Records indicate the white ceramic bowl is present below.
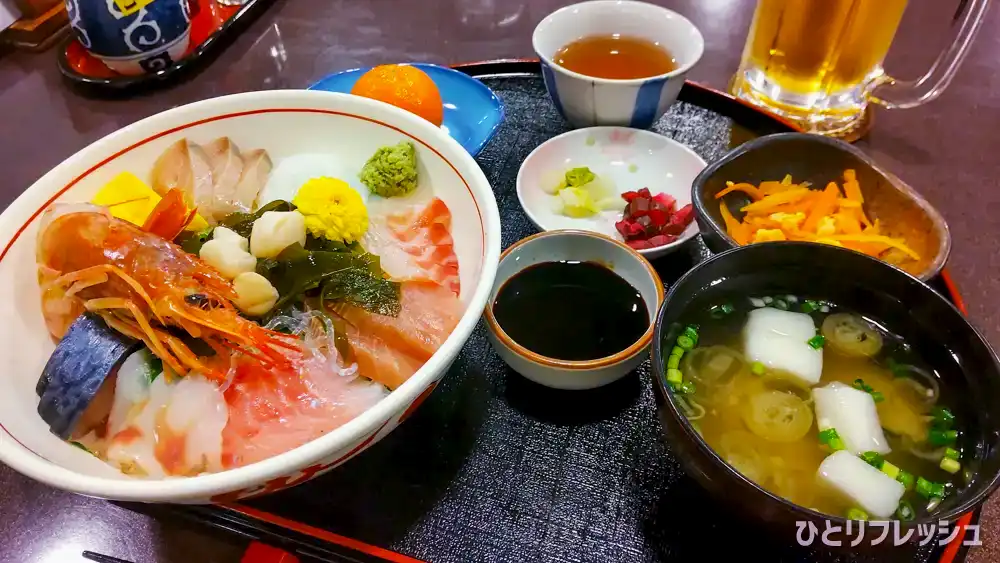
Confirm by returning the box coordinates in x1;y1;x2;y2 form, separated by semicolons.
0;90;501;503
484;230;664;390
533;0;705;128
517;127;706;259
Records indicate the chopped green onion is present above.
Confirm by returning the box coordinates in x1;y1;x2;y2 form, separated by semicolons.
682;325;699;344
931;407;956;429
750;361;766;376
896;471;915;491
915;477;935;499
886;357;907;378
944;447;961;461
940;457;961;474
670;346;684;358
930;482;949;499
667;355;681;370
807;334;825;349
928;428;958;447
896;500;915;522
818;428;846;451
678;380;697;395
709;303;735;319
676;335;695;350
801;300;821;313
861;451;884;469
846;508;869;521
880;460;900;480
852;378;883;402
666;369;683;386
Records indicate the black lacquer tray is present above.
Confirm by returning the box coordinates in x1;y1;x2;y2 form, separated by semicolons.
151;60;979;563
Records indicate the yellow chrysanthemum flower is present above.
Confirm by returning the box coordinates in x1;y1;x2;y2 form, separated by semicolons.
292;177;369;244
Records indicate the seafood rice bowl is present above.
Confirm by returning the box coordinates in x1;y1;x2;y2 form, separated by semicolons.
0;90;500;502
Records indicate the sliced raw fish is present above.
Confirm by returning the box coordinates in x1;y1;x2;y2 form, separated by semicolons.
203;137;245;219
818;450;905;519
343;324;424;390
813;381;891;455
221;357;387;468
743;307;823;386
105;364;228;477
36;312;140;439
235;149;272;211
334;281;462;389
149;139;216;223
362;198;460;295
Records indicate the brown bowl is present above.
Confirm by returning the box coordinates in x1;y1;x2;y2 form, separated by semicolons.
691;132;951;281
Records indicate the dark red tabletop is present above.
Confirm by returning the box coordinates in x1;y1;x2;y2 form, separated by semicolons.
0;1;998;562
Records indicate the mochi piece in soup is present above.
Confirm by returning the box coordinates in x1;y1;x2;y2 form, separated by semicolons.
743;308;823;386
813;381;891;455
818;450;905;519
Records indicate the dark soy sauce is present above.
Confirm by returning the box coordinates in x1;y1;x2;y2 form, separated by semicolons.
492;261;649;361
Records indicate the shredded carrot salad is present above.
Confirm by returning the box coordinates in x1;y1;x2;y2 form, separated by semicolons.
717;170;919;261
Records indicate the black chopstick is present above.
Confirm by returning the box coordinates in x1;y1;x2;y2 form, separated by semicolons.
81;551;135;563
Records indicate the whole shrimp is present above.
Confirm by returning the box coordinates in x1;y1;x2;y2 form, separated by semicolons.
36;192;297;381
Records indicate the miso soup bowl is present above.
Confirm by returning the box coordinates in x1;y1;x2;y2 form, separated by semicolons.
485;230;664;390
651;242;1000;539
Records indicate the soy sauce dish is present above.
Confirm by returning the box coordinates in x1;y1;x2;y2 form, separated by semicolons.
485;230;664;390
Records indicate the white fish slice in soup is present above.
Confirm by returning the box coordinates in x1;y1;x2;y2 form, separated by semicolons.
813;381;891;455
818;450;905;519
743;308;823;386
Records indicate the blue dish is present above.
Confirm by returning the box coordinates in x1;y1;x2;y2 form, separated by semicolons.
309;64;504;156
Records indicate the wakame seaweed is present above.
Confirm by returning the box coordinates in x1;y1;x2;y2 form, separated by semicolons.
257;243;401;317
176;227;214;255
219;200;296;238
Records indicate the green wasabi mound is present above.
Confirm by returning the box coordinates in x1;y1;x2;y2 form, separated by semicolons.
359;141;418;197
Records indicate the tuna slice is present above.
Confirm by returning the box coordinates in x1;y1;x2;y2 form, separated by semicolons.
149;139;216;223
234;149;272;211
221;357;388;469
202;137;245;220
361;197;461;295
36;312;140;439
334;281;462;390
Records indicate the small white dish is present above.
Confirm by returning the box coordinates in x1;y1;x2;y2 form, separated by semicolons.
485;230;664;390
516;127;706;259
533;1;705;128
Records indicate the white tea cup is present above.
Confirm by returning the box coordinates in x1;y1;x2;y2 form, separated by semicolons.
533;1;704;129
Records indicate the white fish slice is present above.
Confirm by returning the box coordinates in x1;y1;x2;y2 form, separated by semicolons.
236;149;272;212
203;137;245;220
149;139;216;223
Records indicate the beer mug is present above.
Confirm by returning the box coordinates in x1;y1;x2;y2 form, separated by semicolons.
731;0;991;138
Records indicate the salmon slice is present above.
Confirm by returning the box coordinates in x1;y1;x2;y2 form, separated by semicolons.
335;281;462;390
361;197;461;295
344;324;424;390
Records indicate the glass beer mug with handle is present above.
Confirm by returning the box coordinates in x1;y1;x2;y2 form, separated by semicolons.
731;0;991;138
